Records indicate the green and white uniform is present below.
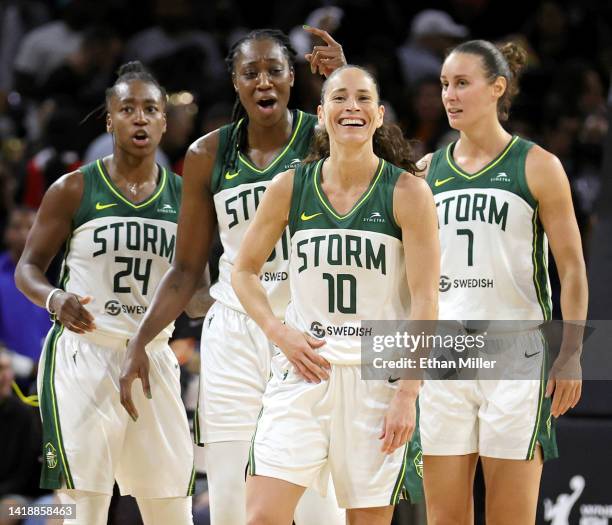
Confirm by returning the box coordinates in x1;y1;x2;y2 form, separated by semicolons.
249;158;424;508
195;110;317;444
420;136;558;460
38;159;195;497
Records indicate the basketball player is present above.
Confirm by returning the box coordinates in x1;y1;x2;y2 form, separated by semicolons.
120;28;347;524
418;40;588;524
14;62;195;524
231;65;439;525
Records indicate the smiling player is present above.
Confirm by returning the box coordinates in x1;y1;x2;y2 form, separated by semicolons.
120;28;347;524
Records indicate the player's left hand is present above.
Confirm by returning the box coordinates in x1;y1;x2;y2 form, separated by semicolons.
546;354;582;417
379;389;417;454
303;25;346;77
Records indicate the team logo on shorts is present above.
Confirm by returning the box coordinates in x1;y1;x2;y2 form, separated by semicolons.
105;300;121;316
45;442;58;469
439;275;452;292
413;451;423;478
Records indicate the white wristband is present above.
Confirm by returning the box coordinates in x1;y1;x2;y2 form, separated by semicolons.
45;288;62;314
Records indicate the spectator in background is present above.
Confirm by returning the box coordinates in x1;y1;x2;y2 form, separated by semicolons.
41;26;122;116
123;0;224;99
404;75;453;159
397;9;468;87
0;207;50;381
20;105;82;209
0;346;42;498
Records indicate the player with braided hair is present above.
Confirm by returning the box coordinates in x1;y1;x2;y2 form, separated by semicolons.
16;61;195;525
120;28;346;524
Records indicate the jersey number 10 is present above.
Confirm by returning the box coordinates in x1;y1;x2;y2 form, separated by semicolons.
323;273;357;314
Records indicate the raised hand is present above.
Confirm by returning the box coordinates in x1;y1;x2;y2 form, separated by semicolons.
303;25;346;77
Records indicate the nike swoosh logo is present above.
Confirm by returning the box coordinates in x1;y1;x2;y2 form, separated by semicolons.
300;212;323;221
96;202;118;210
225;170;240;180
524;351;541;358
434;177;454;187
388;377;400;383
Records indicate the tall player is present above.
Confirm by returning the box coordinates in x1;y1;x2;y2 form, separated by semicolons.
419;40;588;524
232;65;439;525
120;29;347;524
15;62;195;525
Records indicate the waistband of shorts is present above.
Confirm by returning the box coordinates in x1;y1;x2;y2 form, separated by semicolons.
66;329;169;352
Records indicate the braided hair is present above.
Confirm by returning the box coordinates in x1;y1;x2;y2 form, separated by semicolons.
105;61;167;110
222;29;297;173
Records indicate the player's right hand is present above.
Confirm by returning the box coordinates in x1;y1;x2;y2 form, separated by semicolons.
275;325;331;383
120;340;151;422
51;292;96;334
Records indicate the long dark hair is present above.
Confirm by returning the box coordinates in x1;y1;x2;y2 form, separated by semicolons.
222;29;297;173
303;65;421;174
449;40;528;121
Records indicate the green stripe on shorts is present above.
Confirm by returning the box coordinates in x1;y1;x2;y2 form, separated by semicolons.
248;407;264;476
390;443;410;505
187;464;196;496
40;323;74;489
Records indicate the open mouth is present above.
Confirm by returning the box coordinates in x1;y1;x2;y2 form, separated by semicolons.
339;118;366;127
447;108;462;115
132;130;150;145
257;97;277;109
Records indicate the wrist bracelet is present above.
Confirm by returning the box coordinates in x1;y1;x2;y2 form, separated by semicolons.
45;288;62;314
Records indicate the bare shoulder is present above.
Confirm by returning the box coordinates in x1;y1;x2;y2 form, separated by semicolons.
394;171;435;224
47;169;84;203
187;128;221;161
268;168;296;195
526;144;564;173
525;144;568;197
395;171;433;200
182;129;222;190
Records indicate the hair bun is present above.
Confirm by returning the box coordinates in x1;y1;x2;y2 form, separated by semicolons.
499;42;527;79
116;61;148;78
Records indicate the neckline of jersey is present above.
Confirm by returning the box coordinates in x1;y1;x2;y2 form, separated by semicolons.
313;157;385;221
96;158;167;209
446;135;519;180
237;109;303;174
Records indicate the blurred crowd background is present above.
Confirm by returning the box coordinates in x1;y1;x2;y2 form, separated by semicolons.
0;0;610;524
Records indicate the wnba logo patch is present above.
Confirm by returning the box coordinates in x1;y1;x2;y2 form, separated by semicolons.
45;442;58;469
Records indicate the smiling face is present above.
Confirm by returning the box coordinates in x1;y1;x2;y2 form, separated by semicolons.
106;79;166;157
232;38;294;126
318;67;384;147
440;52;506;131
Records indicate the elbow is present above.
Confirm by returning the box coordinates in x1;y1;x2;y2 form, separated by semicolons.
13;262;26;295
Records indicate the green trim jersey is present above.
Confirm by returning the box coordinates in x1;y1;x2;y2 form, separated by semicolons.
286;158;411;365
427;136;552;321
61;159;181;341
209;109;317;317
